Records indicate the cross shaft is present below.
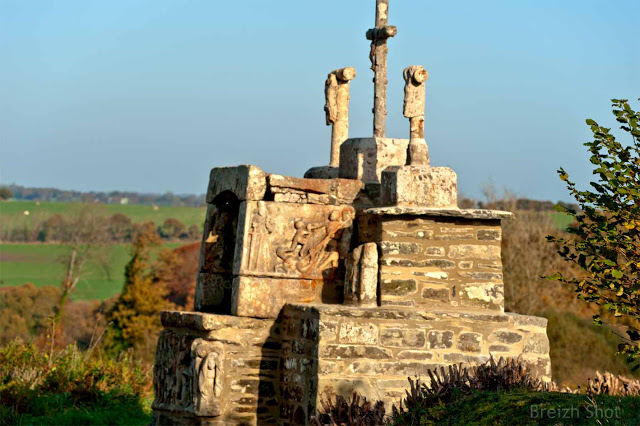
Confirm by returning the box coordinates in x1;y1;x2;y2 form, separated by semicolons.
367;0;396;138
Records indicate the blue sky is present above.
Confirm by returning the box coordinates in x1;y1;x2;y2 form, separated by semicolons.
1;0;638;201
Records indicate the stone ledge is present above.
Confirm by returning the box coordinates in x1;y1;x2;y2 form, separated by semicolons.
363;206;514;220
161;310;276;331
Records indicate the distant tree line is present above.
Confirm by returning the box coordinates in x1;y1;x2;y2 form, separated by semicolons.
1;212;201;243
4;184;205;207
459;196;579;212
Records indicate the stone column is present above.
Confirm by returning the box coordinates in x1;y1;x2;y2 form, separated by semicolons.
325;67;356;167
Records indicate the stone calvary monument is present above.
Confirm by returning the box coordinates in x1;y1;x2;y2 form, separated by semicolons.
152;1;551;424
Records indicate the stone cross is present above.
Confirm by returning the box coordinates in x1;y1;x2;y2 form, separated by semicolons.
325;67;356;167
366;0;397;138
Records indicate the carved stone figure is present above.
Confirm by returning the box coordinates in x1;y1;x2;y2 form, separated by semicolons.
403;65;430;165
193;340;224;416
276;208;353;275
325;67;356;167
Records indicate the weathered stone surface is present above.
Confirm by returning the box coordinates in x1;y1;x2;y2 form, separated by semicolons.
524;333;550;354
460;282;504;310
319;345;392;359
364;207;514;220
421;286;450;302
380;166;457;208
206;165;266;203
427;331;453;349
194;273;232;314
457;332;482;352
325;67;356;167
339;322;379;344
153;332;225;417
380;328;426;348
381;279;417;296
344;243;378;307
232;276;319;319
267;174;363;205
234;201;354;281
490;331;523;344
380;241;420;255
304;165;340;180
477;229;501;240
449;245;501;260
339;137;409;183
508;313;548;328
403;65;428;141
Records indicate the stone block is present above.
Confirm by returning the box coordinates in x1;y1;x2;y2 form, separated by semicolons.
304;165;339;179
524;333;550;354
448;244;501;260
380;165;458;208
460;282;504;311
339;137;409;183
206;165;266;203
381;279;417;296
380;328;426;348
427;331;454;349
457;332;482;352
194;272;232;313
339;322;379;344
233;201;354;281
267;174;363;205
231;276;320;319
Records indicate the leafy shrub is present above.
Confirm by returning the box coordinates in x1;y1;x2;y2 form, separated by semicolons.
0;339;152;425
312;391;386;426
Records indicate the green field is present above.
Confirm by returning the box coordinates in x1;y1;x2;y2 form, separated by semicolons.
551;211;574;230
0;200;206;228
0;242;184;301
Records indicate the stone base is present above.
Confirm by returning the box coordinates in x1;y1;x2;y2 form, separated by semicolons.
339;137;409;183
381;165;458;208
153;306;550;425
281;304;551;421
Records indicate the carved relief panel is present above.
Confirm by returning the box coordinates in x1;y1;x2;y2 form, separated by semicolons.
234;201;354;280
153;331;225;416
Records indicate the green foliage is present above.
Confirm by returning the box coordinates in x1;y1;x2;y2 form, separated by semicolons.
0;340;152;425
0;186;13;200
546;99;640;366
105;223;173;360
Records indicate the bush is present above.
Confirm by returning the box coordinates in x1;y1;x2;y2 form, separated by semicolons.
312;391;386;426
0;339;152;425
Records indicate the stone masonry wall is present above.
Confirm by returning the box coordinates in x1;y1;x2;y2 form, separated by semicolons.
358;214;505;311
153;311;282;425
280;304;551;421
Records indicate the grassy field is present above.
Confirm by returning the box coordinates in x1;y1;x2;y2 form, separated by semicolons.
0;242;184;301
551;211;574;230
0;200;206;228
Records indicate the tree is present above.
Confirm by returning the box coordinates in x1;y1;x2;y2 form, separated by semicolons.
54;206;110;331
158;217;186;240
0;186;13;200
108;213;134;242
546;99;640;367
105;222;172;359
